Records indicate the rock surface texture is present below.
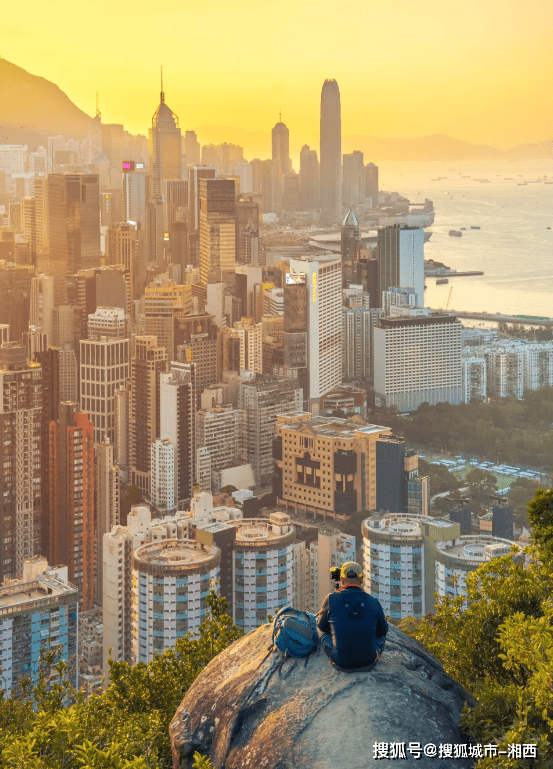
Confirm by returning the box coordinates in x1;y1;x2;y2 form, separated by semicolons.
170;623;474;768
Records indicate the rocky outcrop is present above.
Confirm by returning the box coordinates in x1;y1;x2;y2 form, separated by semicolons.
169;623;474;768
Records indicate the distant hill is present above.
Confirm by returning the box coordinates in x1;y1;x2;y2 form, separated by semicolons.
342;133;505;161
1;59;551;161
0;58;94;147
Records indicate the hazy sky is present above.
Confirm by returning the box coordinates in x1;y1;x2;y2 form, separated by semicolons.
2;0;551;152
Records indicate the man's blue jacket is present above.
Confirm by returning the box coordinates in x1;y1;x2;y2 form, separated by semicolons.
317;585;388;669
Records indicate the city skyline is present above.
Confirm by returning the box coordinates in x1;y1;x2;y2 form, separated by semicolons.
1;0;551;155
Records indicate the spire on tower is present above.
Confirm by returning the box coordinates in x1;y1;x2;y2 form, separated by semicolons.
160;66;164;103
95;92;101;120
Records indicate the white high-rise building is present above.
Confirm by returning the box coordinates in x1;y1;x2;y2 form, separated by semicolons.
132;539;220;663
374;311;462;412
196;405;243;473
160;361;197;507
233;161;253;194
87;307;128;340
523;343;553;390
30;275;54;344
80;338;130;444
461;356;487;403
151;438;176;513
196;447;212;492
484;346;524;400
0;145;26;194
233;513;295;632
94;439;119;605
288;253;342;406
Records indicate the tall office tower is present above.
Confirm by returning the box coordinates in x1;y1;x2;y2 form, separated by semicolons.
164;178;188;232
20;197;36;263
0;558;78;698
274;411;391;519
377;224;425;305
239;373;303;487
0;144;26;194
100;189;123;228
122;169;150;226
144;280;192;355
342;306;371;381
88;307;128;340
173;313;219;397
288;254;342;407
160;361;197;507
250;158;282;214
342;151;365;208
79;338;130;444
149;75;182;197
170;219;189;276
114;381;131;471
282;172;300;213
105;221;146;305
235;197;260;265
282;272;309;400
148;193;165;268
129;336;168;495
49;403;95;610
132;537;220;662
94;438;119;605
199;178;236;290
196;447;211;492
0;345;42;584
365;162;379;207
221;318;263;374
374;311;462;411
196;404;243;473
272;120;291;176
0;261;34;343
299;145;320;211
187;166;216;267
320;79;342;223
341;209;361;287
30;274;55;344
184;130;201;166
47;174;101;305
201;144;222;169
58;344;78;403
233;162;253;194
34;176;49;258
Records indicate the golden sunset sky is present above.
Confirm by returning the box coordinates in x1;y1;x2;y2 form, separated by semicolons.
2;0;551;155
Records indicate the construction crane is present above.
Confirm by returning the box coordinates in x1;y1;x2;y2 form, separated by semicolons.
446;286;453;311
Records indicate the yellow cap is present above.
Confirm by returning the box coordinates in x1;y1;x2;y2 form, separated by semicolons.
340;562;363;580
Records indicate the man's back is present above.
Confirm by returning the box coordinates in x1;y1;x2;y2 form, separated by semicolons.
317;585;388;670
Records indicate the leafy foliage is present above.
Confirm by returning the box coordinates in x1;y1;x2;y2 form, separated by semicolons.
0;589;242;768
401;488;553;767
384;388;553;471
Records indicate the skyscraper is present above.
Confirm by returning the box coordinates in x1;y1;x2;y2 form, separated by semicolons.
377;225;425;305
299;145;319;211
199;178;236;290
49;403;95;610
0;345;42;584
47;174;101;305
365;163;379;207
320;80;342;223
149;72;182;197
287;254;343;406
341;209;361;288
184;130;201;166
79;338;130;444
160;361;197;507
271;119;291;176
342;151;365;208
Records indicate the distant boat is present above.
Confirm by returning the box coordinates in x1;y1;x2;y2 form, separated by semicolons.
436;278;449;284
449;230;462;237
460;227;466;230
470;226;481;230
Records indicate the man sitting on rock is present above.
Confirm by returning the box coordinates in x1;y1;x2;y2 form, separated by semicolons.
317;562;388;671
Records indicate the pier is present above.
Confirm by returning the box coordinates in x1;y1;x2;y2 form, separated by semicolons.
436;310;553;327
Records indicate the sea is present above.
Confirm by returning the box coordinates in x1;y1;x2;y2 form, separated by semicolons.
380;159;553;319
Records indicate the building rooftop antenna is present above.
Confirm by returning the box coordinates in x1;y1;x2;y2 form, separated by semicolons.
160;66;164;103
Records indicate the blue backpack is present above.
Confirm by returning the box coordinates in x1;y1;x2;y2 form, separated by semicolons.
271;607;318;658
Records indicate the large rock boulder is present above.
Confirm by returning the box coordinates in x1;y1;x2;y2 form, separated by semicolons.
170;623;474;768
